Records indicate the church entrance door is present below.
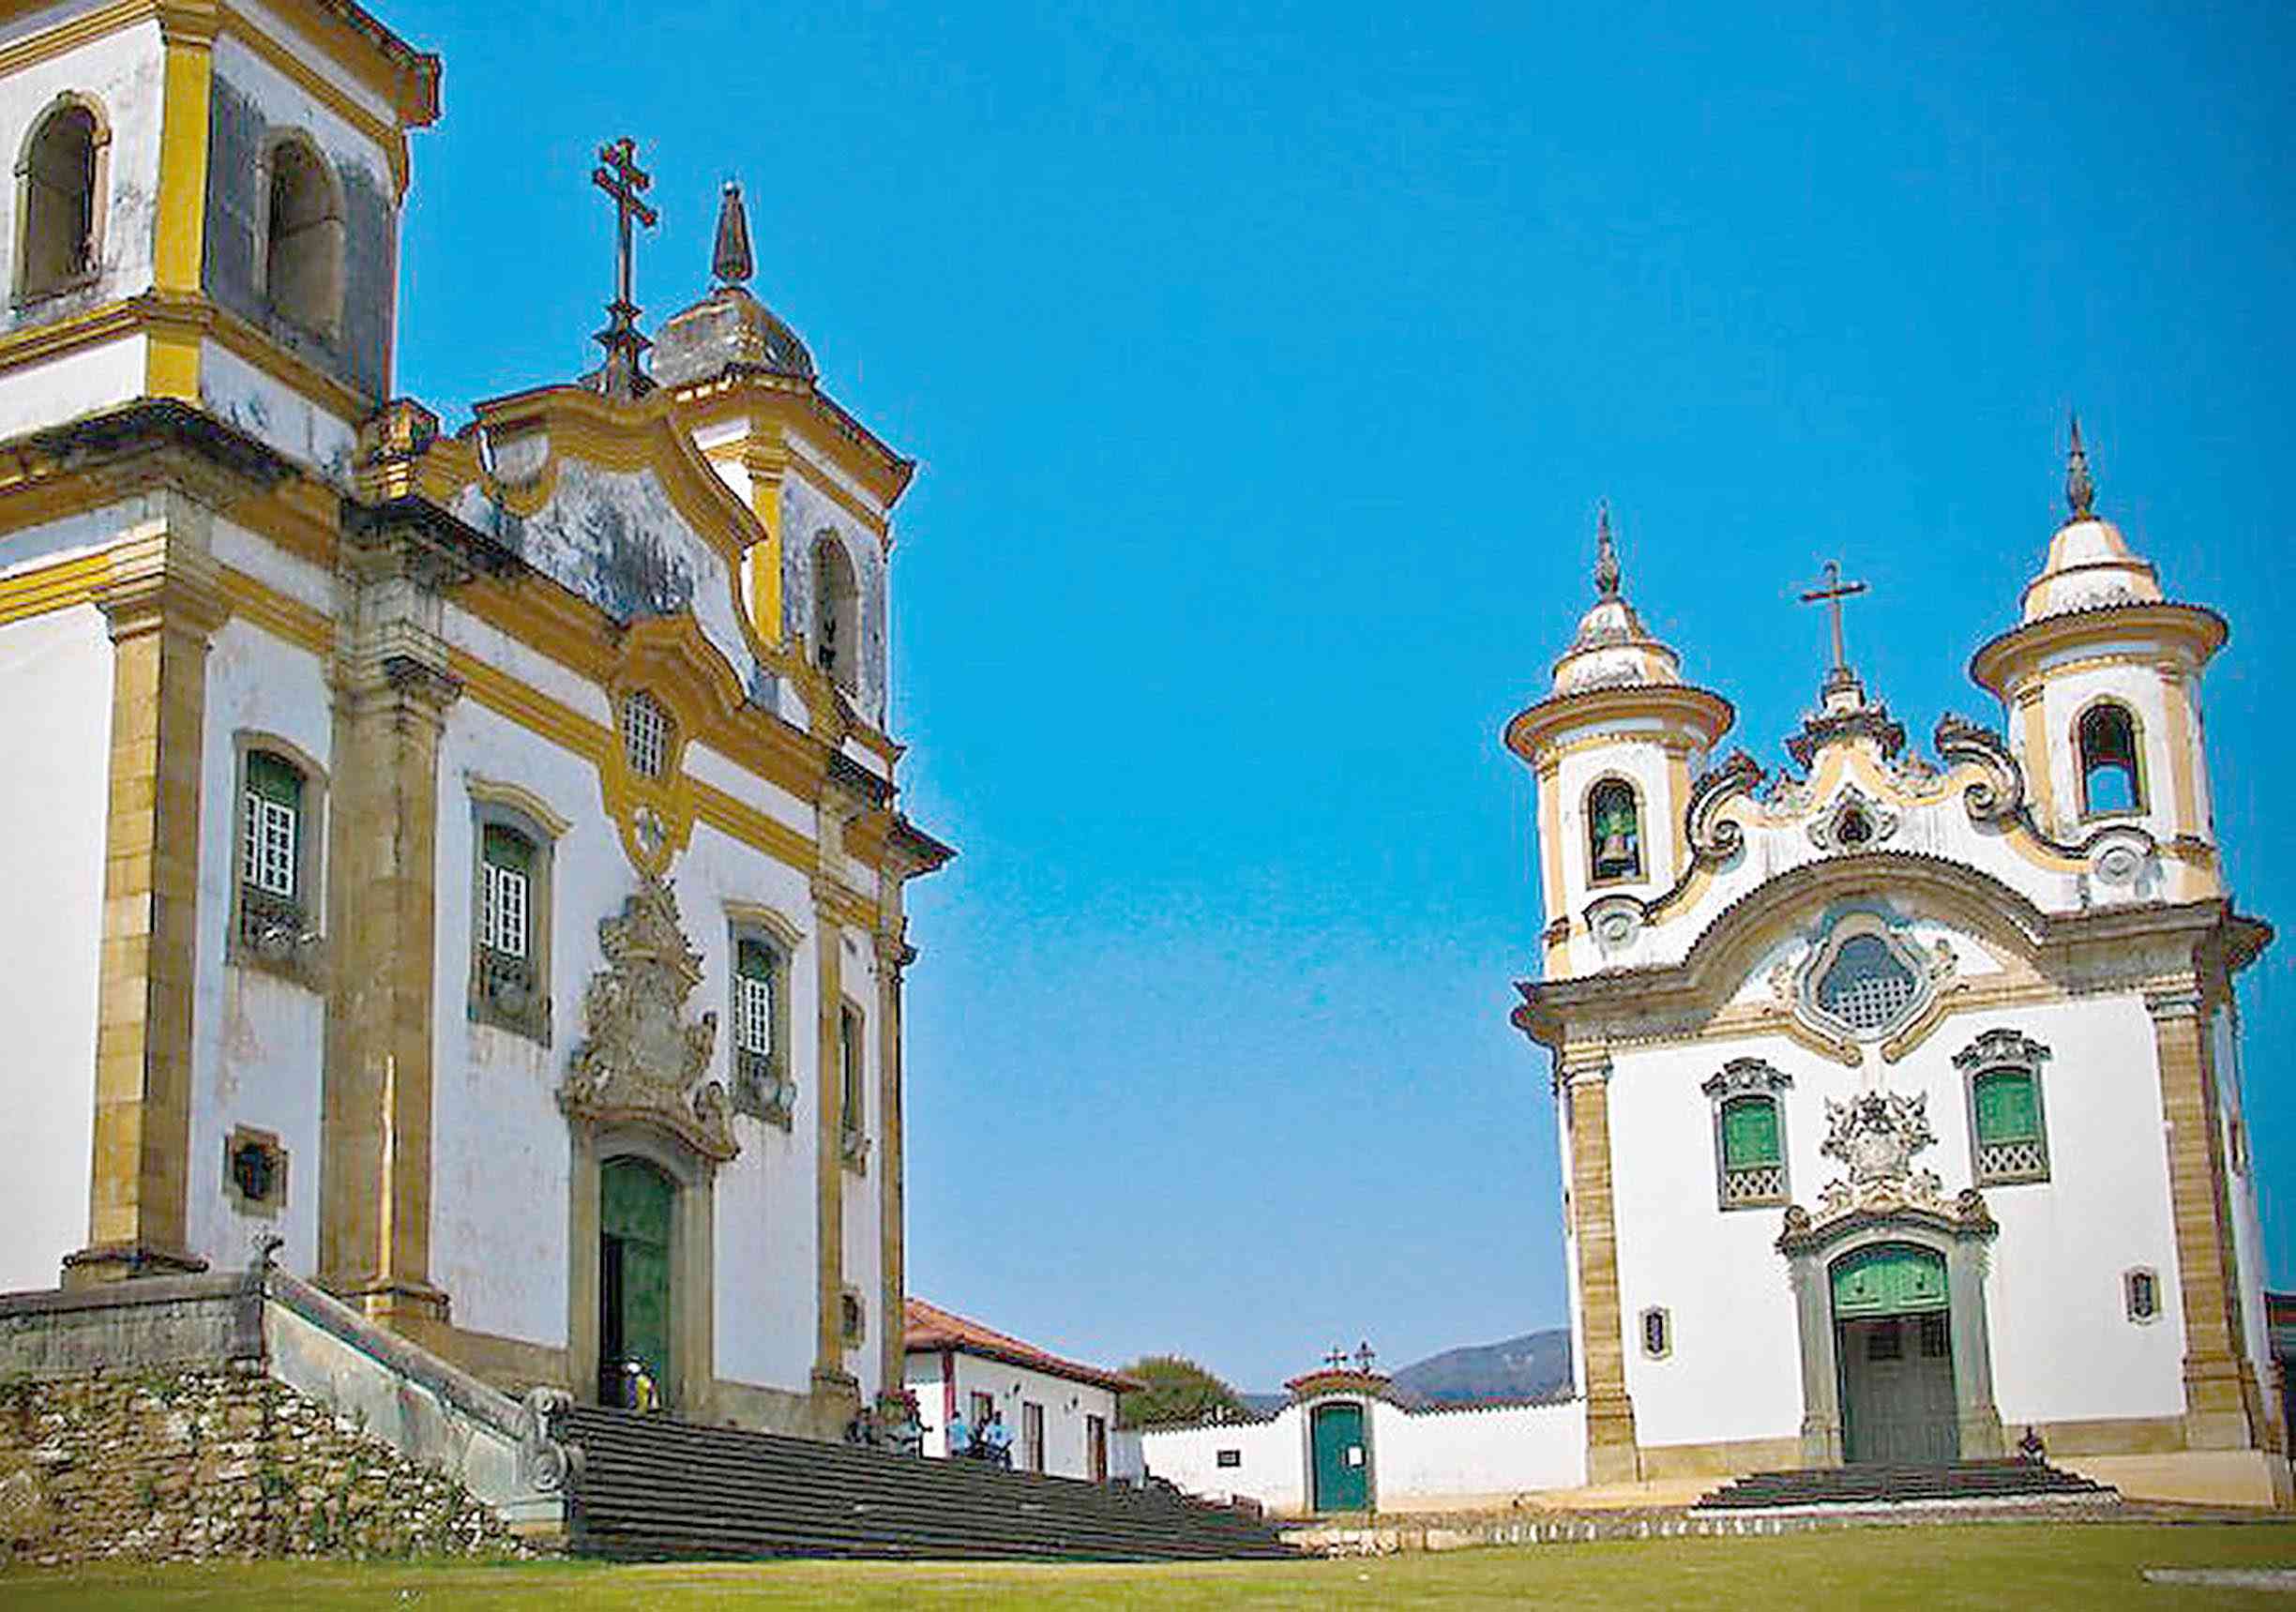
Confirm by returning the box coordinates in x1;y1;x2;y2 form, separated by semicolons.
1832;1243;1957;1465
1310;1403;1369;1511
599;1156;675;1408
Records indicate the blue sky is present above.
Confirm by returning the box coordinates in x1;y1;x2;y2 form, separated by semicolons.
387;1;2296;1392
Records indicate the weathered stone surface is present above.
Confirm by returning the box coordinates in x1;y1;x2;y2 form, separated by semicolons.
0;1369;525;1565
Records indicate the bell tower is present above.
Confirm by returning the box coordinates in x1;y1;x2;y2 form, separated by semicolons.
1970;420;2227;896
0;0;438;480
1504;508;1735;978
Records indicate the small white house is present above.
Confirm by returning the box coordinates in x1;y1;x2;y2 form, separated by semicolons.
903;1299;1144;1482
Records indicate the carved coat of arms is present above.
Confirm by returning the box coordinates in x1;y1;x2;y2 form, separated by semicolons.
560;877;735;1162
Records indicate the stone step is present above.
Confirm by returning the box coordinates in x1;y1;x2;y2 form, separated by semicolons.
1695;1459;2116;1512
555;1407;1295;1561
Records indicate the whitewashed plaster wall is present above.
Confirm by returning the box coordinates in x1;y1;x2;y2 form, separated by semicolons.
1607;988;2189;1450
1141;1411;1304;1512
0;337;148;443
2214;1004;2273;1399
838;941;884;1398
1367;1398;1586;1507
1538;726;1697;933
0;15;164;331
199;335;360;487
907;1353;1123;1481
188;617;334;1278
0;604;110;1293
2013;657;2195;843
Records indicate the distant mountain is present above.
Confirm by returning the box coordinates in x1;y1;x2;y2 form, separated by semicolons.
1240;1329;1574;1414
1389;1329;1573;1406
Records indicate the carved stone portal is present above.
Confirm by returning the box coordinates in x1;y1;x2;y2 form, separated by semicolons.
561;877;735;1163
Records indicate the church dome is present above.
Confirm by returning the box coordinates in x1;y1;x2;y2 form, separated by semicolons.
651;180;816;387
653;284;816;386
1549;508;1685;695
2017;417;2164;624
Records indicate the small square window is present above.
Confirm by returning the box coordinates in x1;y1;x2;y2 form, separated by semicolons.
1216;1449;1243;1469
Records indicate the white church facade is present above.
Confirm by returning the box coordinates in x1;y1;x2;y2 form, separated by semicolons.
0;0;946;1439
1507;440;2284;1508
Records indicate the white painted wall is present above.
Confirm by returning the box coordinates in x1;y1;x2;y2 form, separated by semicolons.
1141;1397;1585;1514
905;1351;1125;1482
188;617;335;1279
0;604;110;1292
1605;986;2190;1453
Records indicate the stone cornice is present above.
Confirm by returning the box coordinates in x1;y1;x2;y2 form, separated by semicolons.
1970;598;2228;698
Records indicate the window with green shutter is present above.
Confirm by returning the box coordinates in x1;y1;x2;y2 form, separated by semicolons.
241;750;304;900
729;931;793;1128
1972;1067;2048;1183
479;825;535;959
1717;1093;1787;1208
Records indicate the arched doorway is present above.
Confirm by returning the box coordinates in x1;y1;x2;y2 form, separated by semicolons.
1832;1243;1956;1464
1310;1402;1369;1511
599;1155;675;1407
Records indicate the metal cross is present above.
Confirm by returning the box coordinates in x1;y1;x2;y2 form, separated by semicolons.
1799;560;1868;680
1323;1346;1349;1371
590;137;657;399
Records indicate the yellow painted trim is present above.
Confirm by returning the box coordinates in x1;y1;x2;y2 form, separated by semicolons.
215;564;327;653
463;774;573;839
151;23;216;299
721;898;807;953
0;0;155;79
0;549;115;628
205;299;372;416
674;379;912;518
0;299;143;372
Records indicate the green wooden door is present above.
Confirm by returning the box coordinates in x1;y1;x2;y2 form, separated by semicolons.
601;1157;675;1405
1831;1244;1957;1464
1310;1403;1369;1512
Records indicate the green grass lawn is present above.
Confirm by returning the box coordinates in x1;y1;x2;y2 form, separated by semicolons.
3;1523;2291;1609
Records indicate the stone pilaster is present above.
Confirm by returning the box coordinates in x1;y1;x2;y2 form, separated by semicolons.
874;921;913;1398
808;862;851;1399
64;516;230;1286
2147;984;2270;1451
318;531;461;1330
1563;1049;1639;1483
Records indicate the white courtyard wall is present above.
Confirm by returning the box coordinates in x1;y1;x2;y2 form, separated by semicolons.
0;603;110;1293
1367;1398;1587;1510
1142;1410;1306;1514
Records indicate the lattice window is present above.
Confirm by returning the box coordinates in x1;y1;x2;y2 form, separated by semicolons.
1815;934;1919;1032
241;751;302;900
622;690;672;778
1972;1066;2049;1184
2124;1268;2161;1324
1639;1306;1671;1360
1718;1094;1788;1207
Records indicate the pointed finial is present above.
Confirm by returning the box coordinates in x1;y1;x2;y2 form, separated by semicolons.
1594;503;1621;598
713;179;754;288
2065;410;2095;520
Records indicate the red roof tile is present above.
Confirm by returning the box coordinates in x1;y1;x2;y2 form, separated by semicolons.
904;1298;1143;1394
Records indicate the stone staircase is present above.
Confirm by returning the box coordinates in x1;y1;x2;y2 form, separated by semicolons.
555;1407;1298;1561
1694;1459;2118;1514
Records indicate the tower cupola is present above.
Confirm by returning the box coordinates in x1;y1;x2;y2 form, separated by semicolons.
1970;419;2227;876
1506;509;1733;972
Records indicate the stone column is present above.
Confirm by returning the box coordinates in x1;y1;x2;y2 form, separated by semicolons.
65;514;230;1286
1786;1253;1842;1466
2147;985;2270;1450
874;921;913;1399
1563;1049;1639;1484
318;532;461;1333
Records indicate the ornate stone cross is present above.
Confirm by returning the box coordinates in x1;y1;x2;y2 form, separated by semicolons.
1799;560;1868;690
590;136;657;400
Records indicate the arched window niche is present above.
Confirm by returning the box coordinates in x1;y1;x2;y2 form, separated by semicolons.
467;781;566;1045
14;95;108;303
725;904;801;1131
1792;911;1943;1046
811;532;860;695
2075;699;2144;818
1955;1028;2051;1185
260;131;345;339
1702;1057;1792;1210
1585;776;1644;884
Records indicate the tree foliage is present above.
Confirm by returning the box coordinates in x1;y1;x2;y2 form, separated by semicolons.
1116;1354;1246;1429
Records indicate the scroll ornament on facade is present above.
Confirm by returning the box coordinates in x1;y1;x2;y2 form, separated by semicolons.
561;876;736;1162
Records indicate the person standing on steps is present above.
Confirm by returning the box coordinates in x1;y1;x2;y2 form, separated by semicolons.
982;1409;1014;1469
944;1404;972;1460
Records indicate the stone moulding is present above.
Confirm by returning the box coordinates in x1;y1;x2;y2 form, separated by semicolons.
560;876;735;1164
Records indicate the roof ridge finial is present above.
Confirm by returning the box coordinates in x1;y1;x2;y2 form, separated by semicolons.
712;177;754;289
1594;502;1621;599
2065;409;2095;520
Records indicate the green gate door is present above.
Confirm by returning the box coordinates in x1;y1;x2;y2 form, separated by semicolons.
1831;1243;1957;1465
600;1156;675;1408
1310;1402;1369;1512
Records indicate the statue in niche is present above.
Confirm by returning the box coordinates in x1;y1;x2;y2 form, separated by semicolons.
561;876;735;1162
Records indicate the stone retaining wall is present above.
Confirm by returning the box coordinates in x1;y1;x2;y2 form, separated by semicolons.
0;1366;522;1565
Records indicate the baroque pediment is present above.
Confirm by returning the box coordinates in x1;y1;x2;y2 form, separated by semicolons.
561;876;735;1163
